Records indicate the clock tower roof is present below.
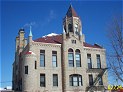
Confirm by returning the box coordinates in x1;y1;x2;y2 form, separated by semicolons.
66;5;78;17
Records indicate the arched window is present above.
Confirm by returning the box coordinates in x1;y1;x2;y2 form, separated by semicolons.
75;49;81;67
68;48;74;67
69;74;83;86
68;24;73;32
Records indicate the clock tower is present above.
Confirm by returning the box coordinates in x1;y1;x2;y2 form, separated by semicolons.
63;5;83;41
62;5;85;92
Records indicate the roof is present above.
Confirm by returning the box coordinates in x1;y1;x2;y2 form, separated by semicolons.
34;35;62;44
66;5;78;17
34;35;103;49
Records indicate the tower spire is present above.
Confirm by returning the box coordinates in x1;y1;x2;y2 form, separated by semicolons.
28;25;33;44
66;5;78;17
29;25;33;37
70;3;72;7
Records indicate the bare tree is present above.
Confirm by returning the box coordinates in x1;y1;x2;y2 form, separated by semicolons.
107;16;123;83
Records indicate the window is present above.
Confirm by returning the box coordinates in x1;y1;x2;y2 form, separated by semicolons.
40;74;45;87
40;50;45;67
97;55;101;68
69;74;82;86
68;24;73;32
52;51;57;67
68;49;74;67
98;76;103;85
75;49;81;67
25;66;28;74
87;54;92;69
35;61;37;69
71;40;76;44
89;74;93;86
53;74;58;86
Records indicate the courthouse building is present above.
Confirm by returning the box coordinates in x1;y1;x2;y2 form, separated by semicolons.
12;5;108;92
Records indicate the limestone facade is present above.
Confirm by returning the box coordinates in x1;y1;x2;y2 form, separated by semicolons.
12;5;108;92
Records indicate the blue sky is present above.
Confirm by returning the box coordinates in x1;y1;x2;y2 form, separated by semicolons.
1;0;122;88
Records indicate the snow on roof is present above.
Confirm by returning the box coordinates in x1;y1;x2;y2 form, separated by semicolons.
42;33;58;38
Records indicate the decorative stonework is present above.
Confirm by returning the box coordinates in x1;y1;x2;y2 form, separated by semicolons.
84;47;105;52
12;5;108;92
32;42;61;48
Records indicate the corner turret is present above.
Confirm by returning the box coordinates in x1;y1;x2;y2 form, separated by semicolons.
63;5;84;42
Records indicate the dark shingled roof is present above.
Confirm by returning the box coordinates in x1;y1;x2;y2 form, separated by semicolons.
34;35;103;49
66;5;78;17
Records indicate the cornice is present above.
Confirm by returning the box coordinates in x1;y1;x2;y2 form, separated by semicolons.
32;42;61;48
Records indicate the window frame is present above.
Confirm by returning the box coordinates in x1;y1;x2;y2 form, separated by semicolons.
68;24;73;32
25;66;28;74
87;54;92;69
53;74;58;86
89;74;93;86
40;50;45;67
69;74;82;86
52;51;57;67
97;54;101;68
40;74;45;87
71;40;76;44
35;61;37;69
98;76;103;85
75;49;81;67
68;49;74;67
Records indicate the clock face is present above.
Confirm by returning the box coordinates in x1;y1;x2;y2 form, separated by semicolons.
75;24;79;35
75;24;78;31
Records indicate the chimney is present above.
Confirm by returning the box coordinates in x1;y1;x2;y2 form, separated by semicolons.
18;28;25;52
